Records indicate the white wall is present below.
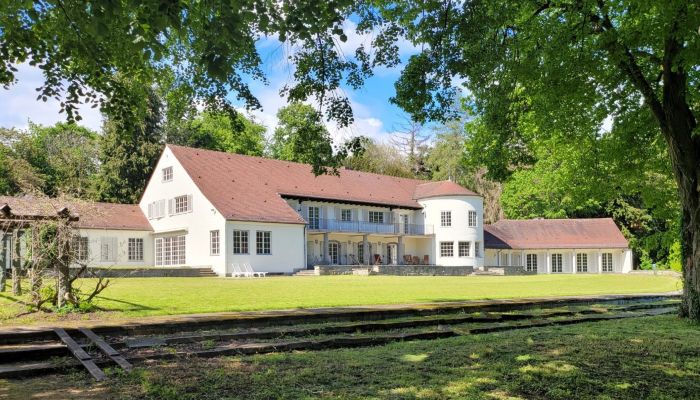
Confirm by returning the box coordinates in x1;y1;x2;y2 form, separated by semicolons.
77;228;153;267
139;147;228;275
420;195;484;267
225;220;305;274
486;248;632;274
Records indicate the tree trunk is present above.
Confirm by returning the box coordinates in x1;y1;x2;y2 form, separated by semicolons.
28;227;42;306
11;229;21;296
56;227;72;308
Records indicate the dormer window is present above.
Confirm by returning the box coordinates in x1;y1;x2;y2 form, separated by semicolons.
162;166;173;182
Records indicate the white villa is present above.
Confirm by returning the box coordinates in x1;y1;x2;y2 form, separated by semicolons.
1;144;633;276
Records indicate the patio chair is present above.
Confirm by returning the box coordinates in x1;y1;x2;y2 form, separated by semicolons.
423;255;430;265
403;255;413;265
412;256;420;265
348;254;360;265
244;263;267;277
373;254;382;265
231;263;245;278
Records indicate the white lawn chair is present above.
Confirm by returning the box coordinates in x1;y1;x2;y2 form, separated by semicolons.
244;263;267;277
231;263;246;278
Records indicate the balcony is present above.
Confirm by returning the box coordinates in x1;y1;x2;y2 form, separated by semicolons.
307;218;433;235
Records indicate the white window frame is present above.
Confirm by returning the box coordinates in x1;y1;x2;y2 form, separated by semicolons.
256;231;271;255
128;238;144;262
172;195;192;215
551;253;563;273
210;230;220;256
308;206;320;229
468;211;477;227
100;237;117;262
576;253;588;273
155;235;186;266
526;254;538;272
440;241;454;257
74;236;89;262
340;209;352;222
368;211;384;224
458;241;470;257
602;252;613;272
233;230;249;254
162;166;173;182
440;211;452;227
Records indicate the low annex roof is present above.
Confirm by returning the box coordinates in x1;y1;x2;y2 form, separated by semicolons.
484;218;628;250
0;196;152;231
167;144;479;224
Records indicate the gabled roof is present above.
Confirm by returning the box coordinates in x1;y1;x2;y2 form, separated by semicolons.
167;144;479;224
484;218;628;249
0;196;152;231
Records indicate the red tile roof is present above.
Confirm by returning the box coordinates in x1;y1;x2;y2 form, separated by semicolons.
0;196;152;231
168;144;479;224
484;218;628;249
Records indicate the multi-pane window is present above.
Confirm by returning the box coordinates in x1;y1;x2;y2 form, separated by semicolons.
602;253;613;272
233;230;249;254
440;211;452;227
74;236;89;261
308;206;320;229
458;241;471;257
128;238;144;261
526;254;538;272
100;237;117;262
328;242;340;264
474;242;481;257
468;211;477;227
256;231;271;255
368;211;384;224
162;166;173;182
551;253;563;273
357;243;364;264
340;209;352;222
576;253;588;273
440;241;454;257
173;195;191;214
500;253;508;266
402;214;409;234
155;236;186;266
210;230;220;256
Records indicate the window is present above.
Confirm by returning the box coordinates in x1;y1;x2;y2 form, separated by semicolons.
74;236;89;261
147;199;166;219
475;242;481;257
500;253;508;266
162;166;173;182
340;209;352;222
155;236;186;266
128;238;144;261
328;242;340;264
440;241;454;257
526;254;538;272
210;230;220;256
458;241;471;257
233;230;249;254
357;242;364;264
308;206;320;229
551;253;563;273
401;214;409;234
256;231;271;255
576;253;588;272
440;211;452;227
468;211;477;227
602;253;613;272
100;237;117;262
171;195;192;215
368;211;384;224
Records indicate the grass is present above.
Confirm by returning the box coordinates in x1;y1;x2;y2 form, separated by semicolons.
0;274;682;326
2;315;698;399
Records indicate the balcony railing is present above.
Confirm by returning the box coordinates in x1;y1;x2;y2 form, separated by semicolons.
307;218;433;235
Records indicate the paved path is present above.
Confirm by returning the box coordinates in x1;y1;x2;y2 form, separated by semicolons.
0;291;680;340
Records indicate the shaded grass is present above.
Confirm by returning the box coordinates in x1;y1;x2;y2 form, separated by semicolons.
0;274;682;326
3;315;699;399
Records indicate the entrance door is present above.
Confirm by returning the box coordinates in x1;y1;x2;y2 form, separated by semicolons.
328;242;340;265
386;243;399;265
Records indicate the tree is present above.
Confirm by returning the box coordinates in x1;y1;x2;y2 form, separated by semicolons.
166;111;266;156
96;89;163;204
10;123;100;198
271;103;338;174
371;1;700;320
343;138;415;178
0;128;45;195
389;116;431;176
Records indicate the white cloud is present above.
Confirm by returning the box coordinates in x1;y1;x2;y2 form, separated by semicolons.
0;63;103;131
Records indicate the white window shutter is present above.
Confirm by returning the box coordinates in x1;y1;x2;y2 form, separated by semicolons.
168;199;174;216
148;203;153;219
187;194;193;212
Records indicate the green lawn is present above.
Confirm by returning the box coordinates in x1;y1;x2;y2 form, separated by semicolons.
4;315;699;399
0;274;681;326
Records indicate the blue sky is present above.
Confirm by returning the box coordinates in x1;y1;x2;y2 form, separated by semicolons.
0;22;421;144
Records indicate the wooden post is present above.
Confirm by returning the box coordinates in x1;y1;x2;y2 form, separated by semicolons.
11;229;22;296
29;226;42;303
0;233;6;292
56;225;72;308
